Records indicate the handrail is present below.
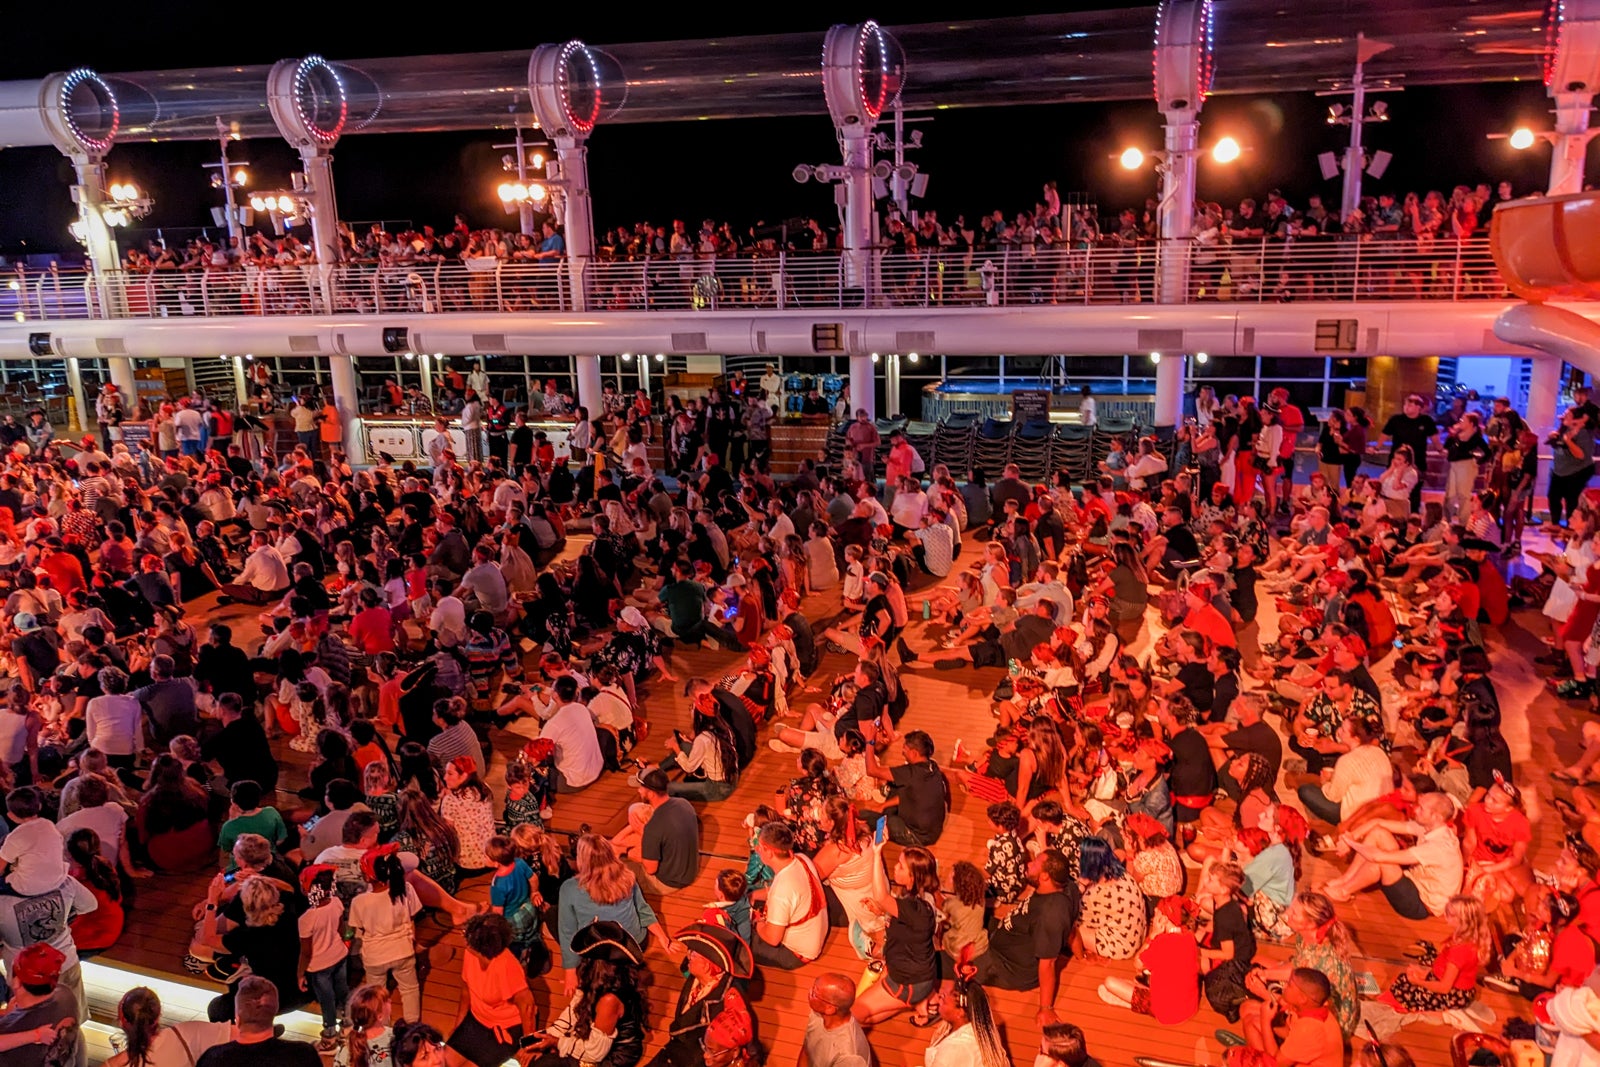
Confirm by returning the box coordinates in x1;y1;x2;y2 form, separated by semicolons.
0;237;1526;322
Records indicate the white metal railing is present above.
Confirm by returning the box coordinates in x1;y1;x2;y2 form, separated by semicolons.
0;237;1524;323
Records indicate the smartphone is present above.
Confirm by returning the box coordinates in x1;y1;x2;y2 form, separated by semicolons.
223;870;237;886
874;816;888;846
1393;638;1404;649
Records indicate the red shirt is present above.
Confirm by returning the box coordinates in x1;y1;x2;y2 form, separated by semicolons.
1185;603;1237;648
41;553;86;597
1463;803;1531;865
349;605;396;655
1140;931;1201;1024
1277;405;1306;459
1550;924;1597;988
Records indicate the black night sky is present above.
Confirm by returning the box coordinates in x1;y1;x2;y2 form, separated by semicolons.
0;3;1562;256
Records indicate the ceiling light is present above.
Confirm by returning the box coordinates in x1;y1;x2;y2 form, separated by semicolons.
1119;147;1145;170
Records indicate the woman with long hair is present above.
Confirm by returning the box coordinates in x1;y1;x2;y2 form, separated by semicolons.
556;834;672;997
853;840;942;1027
439;756;495;874
813;796;884;959
1381;894;1494;1015
1015;719;1068;817
1241;891;1360;1038
136;753;215;872
529;921;648;1067
336;985;393;1067
657;694;738;801
106;987;231;1067
67;828;124;951
921;976;1011;1067
164;530;221;602
395;741;443;801
1102;541;1149;642
393;786;462;893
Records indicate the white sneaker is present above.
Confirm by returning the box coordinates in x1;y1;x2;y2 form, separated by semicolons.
768;738;801;754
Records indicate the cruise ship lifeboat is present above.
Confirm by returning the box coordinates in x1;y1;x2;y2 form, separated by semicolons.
1492;190;1600;303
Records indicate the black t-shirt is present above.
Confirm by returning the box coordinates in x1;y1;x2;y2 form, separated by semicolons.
1176;662;1213;712
642;797;702;889
1168;726;1218;799
1465;732;1514;790
221;896;306;1004
1001;614;1058;665
202;716;280;793
713;690;756;769
884;893;939;985
890;761;947;841
10;631;60;680
1232;565;1259;624
1210;671;1240;724
1350;664;1384;709
1222;720;1282;784
834;682;886;740
1382;412;1438;464
197;1039;321;1067
1162;525;1201;567
983;886;1081;988
1207;899;1257;965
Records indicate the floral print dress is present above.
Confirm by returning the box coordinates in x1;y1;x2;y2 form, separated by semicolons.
439;790;495;871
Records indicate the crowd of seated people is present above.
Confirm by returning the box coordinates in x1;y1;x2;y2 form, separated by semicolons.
0;360;1587;1067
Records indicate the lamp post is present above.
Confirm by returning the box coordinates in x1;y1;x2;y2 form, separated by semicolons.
493;124;547;238
202;118;250;254
1317;35;1400;224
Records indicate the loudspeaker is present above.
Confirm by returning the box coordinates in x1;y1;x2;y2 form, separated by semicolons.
27;333;52;357
382;327;409;354
1367;150;1392;180
1317;152;1340;182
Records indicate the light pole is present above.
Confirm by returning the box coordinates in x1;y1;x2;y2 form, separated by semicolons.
494;124;547;238
1317;35;1399;224
202;118;251;253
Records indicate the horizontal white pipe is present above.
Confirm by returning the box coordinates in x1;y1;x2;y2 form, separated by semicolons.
1494;302;1600;378
0;301;1543;361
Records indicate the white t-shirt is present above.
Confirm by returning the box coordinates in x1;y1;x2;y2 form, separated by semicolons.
173;408;205;442
298;897;350;971
590;686;634;732
55;804;128;863
347;886;421;966
1405;823;1466;916
765;856;827;961
540;703;604;790
0;818;68;896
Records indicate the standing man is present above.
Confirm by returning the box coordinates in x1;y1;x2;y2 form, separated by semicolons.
844;409;882;485
173;400;205;458
800;973;873;1067
1381;394;1439;513
460;389;485;465
289;395;319;455
1269;387;1304;509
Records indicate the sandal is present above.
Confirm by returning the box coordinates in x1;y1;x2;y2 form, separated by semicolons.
910;1008;940;1027
1215;1030;1247;1048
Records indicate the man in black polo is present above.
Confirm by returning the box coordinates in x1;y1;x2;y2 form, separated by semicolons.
1381;394;1439;511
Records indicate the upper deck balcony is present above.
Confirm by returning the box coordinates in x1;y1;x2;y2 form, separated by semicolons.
0;237;1529;323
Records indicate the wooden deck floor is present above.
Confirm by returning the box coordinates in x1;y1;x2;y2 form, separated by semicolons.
93;535;1568;1067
